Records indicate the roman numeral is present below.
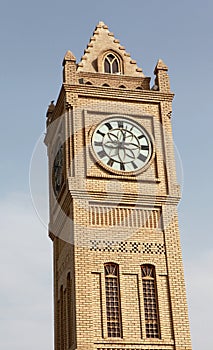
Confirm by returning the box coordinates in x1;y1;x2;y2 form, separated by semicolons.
120;163;125;171
97;130;105;137
141;145;149;151
138;153;147;162
118;121;123;128
131;161;138;169
107;159;114;167
105;122;112;130
94;141;103;147
97;150;106;158
138;134;145;140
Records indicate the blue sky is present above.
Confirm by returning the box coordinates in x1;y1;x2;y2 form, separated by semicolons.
0;1;213;349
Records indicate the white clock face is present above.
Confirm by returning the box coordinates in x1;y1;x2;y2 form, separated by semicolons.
91;117;153;174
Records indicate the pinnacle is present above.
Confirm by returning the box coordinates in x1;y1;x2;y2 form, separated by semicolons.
155;58;168;71
64;50;76;62
47;100;55;111
96;21;109;30
98;21;105;27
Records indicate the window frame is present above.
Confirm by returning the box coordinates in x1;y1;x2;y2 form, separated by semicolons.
104;262;123;338
141;264;161;339
101;51;123;74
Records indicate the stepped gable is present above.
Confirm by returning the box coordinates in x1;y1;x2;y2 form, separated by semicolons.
77;21;144;77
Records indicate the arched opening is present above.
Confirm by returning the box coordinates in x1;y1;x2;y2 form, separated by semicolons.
104;53;121;74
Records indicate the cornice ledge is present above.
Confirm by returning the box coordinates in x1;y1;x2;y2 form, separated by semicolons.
63;84;174;102
94;339;175;346
68;188;180;205
77;71;150;82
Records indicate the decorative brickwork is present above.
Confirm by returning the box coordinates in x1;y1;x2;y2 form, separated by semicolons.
89;205;162;229
90;241;165;254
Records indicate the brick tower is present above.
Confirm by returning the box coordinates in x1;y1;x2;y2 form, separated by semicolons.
44;22;192;350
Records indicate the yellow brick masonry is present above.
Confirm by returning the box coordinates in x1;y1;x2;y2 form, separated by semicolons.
44;22;192;350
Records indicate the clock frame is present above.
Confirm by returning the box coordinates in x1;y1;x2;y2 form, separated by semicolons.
90;116;154;176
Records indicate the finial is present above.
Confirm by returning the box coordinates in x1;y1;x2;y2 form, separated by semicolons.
155;58;168;72
98;21;105;26
46;100;55;119
63;50;76;65
96;21;108;29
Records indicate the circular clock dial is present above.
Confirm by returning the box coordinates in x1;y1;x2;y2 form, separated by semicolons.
53;145;64;196
91;117;153;174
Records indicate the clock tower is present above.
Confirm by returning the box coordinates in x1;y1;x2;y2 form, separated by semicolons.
45;22;192;350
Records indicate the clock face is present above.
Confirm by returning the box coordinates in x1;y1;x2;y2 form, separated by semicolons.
91;116;153;174
53;145;64;196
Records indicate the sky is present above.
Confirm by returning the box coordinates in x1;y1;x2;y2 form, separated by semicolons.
0;0;213;349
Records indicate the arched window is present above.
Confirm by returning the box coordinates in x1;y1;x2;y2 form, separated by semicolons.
104;53;121;74
104;263;122;337
141;264;160;339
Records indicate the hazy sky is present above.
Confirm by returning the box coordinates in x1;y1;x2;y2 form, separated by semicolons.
0;1;213;349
